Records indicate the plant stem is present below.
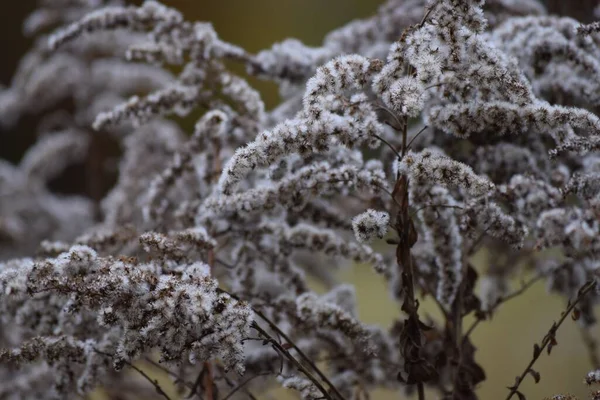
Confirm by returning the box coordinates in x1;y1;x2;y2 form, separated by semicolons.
95;349;172;400
252;308;346;400
251;321;336;400
505;280;596;400
418;383;425;400
216;287;345;400
463;273;543;343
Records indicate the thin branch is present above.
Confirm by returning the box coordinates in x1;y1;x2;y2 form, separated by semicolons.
420;276;450;321
252;308;346;400
129;363;174;400
450;266;466;397
372;133;402;160
466;226;491;256
144;357;194;391
419;0;440;28
375;104;405;131
463;273;543;343
216;288;344;400
95;350;172;400
505;280;597;400
424;82;444;91
410;203;463;218
215;363;260;400
221;372;272;400
406;125;429;151
251;321;336;400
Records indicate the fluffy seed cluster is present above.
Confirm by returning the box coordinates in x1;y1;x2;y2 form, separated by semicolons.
351;209;390;244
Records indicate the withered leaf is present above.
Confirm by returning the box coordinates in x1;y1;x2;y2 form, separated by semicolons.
528;368;541;383
533;343;541;358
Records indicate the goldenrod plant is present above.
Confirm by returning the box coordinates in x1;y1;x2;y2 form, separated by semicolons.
1;1;600;399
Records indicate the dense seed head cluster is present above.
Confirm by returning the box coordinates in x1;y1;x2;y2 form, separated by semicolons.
1;0;600;399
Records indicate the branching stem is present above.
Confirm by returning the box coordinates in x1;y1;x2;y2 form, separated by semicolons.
505;280;596;400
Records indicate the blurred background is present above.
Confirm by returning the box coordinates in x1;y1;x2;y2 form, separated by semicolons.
1;1;599;399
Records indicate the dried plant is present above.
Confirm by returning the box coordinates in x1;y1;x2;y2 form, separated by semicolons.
0;0;599;399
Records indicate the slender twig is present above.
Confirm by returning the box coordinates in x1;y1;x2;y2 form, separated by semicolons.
372;133;402;159
252;308;346;400
188;359;209;399
406;125;429;151
410;203;463;217
215;363;260;400
216;288;344;400
419;0;440;27
424;82;444;91
95;350;172;400
294;178;399;209
143;357;194;391
420;277;451;321
466;226;491;256
221;372;272;400
450;267;466;397
128;363;174;400
251;321;336;400
374;104;405;131
463;273;543;343
366;183;402;209
505;280;596;400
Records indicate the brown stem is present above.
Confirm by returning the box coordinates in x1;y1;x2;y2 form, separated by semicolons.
251;321;336;400
143;357;194;391
221;372;272;400
394;176;426;400
94;350;172;400
505;280;596;400
372;133;402;159
202;362;214;400
463;273;543;343
215;363;260;400
406;125;429;151
216;288;345;400
418;383;425;400
450;272;466;398
252;308;346;400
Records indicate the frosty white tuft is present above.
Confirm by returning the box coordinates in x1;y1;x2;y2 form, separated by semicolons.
352;209;390;244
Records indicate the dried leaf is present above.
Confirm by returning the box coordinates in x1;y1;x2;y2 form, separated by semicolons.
572;307;581;321
547;336;558;355
533;343;541;358
528;368;541;383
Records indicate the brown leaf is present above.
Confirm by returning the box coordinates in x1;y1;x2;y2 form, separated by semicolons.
528;368;541;383
572;307;581;321
392;175;409;213
533;343;541;358
547;336;558;355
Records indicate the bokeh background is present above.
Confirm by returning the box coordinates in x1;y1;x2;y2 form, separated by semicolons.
1;1;599;399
